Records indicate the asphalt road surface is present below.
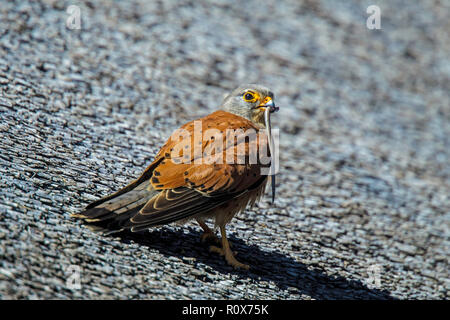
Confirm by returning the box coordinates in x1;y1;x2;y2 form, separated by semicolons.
0;0;449;299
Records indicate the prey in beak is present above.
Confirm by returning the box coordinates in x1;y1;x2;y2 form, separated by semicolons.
260;97;278;204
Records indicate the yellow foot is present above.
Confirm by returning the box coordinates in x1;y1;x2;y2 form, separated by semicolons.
209;245;249;270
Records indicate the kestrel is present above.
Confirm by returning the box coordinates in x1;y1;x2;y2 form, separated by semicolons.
72;84;278;269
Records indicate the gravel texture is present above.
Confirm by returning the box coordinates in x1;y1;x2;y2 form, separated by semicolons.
0;0;449;300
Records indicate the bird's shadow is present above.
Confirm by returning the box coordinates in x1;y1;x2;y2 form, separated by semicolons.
114;226;395;300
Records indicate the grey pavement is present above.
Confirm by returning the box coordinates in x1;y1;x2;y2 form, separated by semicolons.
0;0;449;299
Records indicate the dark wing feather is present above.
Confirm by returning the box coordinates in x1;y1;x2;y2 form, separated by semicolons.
128;187;237;232
128;175;268;232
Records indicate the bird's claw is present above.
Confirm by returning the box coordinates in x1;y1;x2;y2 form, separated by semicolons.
209;245;249;270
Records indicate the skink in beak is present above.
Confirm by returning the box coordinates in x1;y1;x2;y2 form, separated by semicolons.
263;98;278;204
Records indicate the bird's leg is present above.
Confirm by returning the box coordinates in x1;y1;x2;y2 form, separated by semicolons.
209;225;249;270
196;218;220;245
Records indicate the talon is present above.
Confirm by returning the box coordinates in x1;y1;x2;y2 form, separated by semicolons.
208;225;250;270
231;261;250;270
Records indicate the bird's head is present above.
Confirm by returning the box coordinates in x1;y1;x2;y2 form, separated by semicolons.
221;84;279;128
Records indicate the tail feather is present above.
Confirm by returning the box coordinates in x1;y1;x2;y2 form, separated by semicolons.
72;179;159;233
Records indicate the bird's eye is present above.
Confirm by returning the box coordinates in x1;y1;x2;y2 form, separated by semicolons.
243;91;257;103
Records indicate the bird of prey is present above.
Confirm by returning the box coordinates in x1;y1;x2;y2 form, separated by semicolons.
72;84;278;269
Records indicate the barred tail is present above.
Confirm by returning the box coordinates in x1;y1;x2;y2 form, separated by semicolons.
71;179;159;234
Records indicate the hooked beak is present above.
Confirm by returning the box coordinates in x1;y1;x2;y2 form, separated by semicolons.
258;97;279;113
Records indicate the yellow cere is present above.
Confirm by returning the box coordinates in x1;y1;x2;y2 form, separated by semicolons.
260;96;272;106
